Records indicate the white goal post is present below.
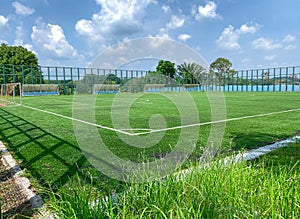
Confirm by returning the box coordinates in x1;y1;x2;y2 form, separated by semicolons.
0;83;22;106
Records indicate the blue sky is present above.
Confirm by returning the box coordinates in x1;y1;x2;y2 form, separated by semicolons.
0;0;300;70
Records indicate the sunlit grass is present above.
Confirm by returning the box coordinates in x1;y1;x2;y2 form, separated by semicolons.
1;92;300;217
44;142;300;218
0;92;299;188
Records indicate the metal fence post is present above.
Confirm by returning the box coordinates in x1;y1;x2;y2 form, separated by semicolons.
273;68;276;92
292;66;295;92
22;65;24;84
279;68;282;92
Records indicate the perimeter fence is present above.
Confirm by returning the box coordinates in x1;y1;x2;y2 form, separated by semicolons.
0;64;299;95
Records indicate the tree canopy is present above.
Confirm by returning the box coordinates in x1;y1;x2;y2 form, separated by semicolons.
210;57;236;82
79;73;122;93
210;57;232;74
0;43;38;66
155;60;177;78
177;62;207;84
0;43;42;84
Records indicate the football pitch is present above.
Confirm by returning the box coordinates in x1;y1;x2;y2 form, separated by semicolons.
0;92;300;186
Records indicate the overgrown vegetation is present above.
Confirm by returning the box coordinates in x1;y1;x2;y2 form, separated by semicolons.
44;142;300;218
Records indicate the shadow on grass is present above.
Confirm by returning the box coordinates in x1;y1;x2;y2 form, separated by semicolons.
229;131;291;150
249;142;300;170
0;108;121;191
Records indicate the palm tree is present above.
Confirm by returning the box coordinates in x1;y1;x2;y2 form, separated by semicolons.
177;62;207;84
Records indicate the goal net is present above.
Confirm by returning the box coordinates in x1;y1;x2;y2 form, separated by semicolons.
0;83;22;106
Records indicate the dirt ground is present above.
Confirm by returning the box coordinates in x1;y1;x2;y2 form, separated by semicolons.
0;155;34;218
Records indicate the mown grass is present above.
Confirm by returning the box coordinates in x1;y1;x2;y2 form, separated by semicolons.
0;92;299;191
44;142;300;218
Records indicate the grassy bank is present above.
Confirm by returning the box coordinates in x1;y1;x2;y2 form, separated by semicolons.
44;142;300;218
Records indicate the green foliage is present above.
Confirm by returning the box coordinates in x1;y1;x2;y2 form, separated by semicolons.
45;155;300;218
177;62;207;84
210;57;232;74
155;60;177;78
0;43;38;66
210;57;236;84
78;73;122;93
0;43;42;84
81;73;121;85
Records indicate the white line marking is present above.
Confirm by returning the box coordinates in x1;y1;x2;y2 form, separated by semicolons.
21;104;300;137
22;105;134;136
131;108;300;136
119;128;153;131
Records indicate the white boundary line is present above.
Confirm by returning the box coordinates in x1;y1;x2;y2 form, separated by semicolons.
131;107;300;136
22;105;134;136
22;104;300;137
119;128;153;131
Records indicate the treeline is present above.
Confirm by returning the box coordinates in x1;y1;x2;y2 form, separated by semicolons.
1;43;236;87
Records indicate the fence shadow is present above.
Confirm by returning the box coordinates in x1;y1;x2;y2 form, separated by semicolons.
0;108;110;189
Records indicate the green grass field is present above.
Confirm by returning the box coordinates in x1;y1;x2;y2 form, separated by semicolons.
0;92;300;190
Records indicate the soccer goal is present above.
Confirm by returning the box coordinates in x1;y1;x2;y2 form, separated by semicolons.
0;83;22;106
22;84;60;96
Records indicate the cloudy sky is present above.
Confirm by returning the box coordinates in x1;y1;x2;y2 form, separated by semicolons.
0;0;300;70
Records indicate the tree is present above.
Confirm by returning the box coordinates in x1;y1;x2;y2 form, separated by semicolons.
155;60;177;78
210;57;235;84
0;43;38;66
210;57;232;74
177;62;207;84
79;73;122;93
0;43;42;84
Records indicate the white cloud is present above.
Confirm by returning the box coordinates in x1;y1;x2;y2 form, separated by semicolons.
216;25;240;50
13;25;37;54
162;4;171;13
75;0;156;43
252;37;282;50
0;15;9;27
166;15;185;29
217;23;261;50
284;45;296;50
193;1;221;20
178;34;191;42
283;34;295;43
264;55;276;61
15;25;25;41
89;37;209;70
12;2;35;16
14;39;37;55
238;23;261;34
0;39;8;44
241;58;251;64
153;29;172;40
31;23;80;59
252;34;296;51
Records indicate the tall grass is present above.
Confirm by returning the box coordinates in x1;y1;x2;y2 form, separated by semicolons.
44;160;300;218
